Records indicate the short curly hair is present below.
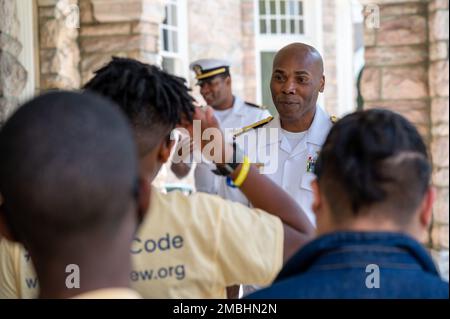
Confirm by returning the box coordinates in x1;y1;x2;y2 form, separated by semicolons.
315;109;431;223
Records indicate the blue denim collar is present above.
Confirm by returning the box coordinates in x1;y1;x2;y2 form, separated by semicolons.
277;231;440;281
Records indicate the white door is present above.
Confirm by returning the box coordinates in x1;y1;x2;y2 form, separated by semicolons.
254;0;323;113
159;0;189;80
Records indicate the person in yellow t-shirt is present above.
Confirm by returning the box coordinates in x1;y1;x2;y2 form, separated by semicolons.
0;91;149;299
0;58;314;299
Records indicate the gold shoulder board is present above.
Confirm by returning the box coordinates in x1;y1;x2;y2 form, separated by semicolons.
233;116;274;138
245;101;267;109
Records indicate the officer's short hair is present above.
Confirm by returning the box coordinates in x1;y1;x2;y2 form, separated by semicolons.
315;109;431;224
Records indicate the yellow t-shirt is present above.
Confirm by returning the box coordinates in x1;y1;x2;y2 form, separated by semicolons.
0;238;37;298
0;189;283;299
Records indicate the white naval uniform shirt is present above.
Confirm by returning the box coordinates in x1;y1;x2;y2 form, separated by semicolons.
217;105;333;225
194;96;271;194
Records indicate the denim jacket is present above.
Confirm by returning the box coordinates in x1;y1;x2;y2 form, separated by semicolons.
248;232;449;299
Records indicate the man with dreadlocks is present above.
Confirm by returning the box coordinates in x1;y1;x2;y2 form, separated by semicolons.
0;57;314;299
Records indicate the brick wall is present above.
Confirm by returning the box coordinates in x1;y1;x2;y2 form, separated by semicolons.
35;0;164;89
79;0;164;85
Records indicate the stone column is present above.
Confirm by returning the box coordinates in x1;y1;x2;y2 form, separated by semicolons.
79;0;165;85
38;0;81;90
0;0;27;124
428;0;449;280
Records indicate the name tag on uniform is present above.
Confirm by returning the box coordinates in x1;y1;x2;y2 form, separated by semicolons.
306;151;319;173
301;151;319;191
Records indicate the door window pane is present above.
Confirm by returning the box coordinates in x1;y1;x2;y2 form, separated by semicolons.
260;52;277;116
260;19;267;34
281;19;286;33
270;19;277;33
270;1;276;14
258;0;304;35
259;0;266;14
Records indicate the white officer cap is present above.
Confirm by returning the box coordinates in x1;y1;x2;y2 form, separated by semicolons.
189;59;231;81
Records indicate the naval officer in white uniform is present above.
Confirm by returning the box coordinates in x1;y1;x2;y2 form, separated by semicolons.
171;59;270;194
218;43;336;226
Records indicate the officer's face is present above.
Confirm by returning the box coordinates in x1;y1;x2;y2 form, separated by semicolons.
270;49;324;123
199;75;231;109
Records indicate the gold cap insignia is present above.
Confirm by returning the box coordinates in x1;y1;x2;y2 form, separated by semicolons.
193;65;202;76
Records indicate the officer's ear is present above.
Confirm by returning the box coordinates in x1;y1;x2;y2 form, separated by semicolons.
319;75;325;93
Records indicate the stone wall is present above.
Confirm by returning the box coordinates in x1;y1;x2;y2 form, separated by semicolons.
361;0;431;140
38;0;80;90
360;0;449;280
0;0;27;124
428;0;449;280
187;0;245;98
37;0;165;89
79;0;164;85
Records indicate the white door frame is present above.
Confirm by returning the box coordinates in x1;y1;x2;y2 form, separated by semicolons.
16;0;39;103
253;0;324;106
335;0;358;116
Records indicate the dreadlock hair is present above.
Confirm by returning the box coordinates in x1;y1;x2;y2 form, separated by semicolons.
83;57;195;155
315;109;431;225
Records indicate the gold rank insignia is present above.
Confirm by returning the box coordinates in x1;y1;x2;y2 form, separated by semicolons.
233;116;274;139
245;101;267;110
330;115;339;124
192;65;202;77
